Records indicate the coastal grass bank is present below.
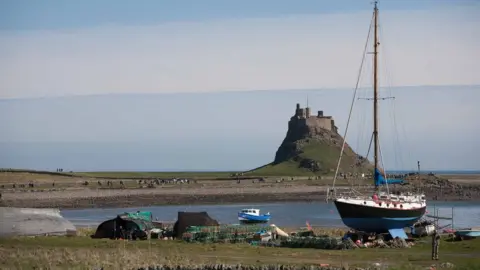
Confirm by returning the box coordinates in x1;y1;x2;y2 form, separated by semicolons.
0;234;479;269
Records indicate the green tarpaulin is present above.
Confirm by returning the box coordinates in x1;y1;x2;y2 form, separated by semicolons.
119;211;153;222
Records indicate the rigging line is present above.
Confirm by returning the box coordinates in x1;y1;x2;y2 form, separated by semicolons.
379;14;408;171
374;10;395;176
354;58;370;163
355;61;371;174
391;97;402;169
378;137;389;195
351;132;375;194
360;132;374;193
332;11;375;197
365;132;374;164
384;14;409;171
378;18;400;170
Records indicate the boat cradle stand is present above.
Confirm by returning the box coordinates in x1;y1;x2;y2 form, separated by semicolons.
344;228;409;242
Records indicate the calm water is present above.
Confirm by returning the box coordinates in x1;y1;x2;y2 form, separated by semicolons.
61;201;480;229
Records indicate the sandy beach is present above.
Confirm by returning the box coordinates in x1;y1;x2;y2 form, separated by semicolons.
1;172;479;209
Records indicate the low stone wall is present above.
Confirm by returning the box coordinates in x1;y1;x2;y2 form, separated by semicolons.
123;262;457;270
111;265;351;270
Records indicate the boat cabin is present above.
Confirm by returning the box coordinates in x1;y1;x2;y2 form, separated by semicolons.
379;195;389;200
373;191;426;203
240;209;260;216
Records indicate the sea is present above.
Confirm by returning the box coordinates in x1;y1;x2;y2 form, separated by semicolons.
61;201;480;229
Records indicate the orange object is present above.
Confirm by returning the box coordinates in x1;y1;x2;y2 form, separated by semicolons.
306;221;313;231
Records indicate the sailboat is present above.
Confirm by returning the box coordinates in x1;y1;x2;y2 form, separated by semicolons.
330;1;427;238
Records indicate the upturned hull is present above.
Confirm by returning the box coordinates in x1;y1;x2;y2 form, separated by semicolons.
455;230;480;238
334;200;426;233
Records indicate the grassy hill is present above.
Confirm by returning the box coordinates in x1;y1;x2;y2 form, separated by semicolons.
246;139;372;176
244;112;373;176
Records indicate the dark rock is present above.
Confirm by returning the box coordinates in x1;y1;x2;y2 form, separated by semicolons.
272;105;372;173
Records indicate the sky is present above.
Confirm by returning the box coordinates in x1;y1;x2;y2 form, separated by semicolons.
0;0;479;171
0;0;479;99
1;86;479;172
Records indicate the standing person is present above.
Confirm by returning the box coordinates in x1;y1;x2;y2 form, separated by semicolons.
432;230;440;260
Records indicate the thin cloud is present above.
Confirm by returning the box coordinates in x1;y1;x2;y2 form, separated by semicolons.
0;5;478;99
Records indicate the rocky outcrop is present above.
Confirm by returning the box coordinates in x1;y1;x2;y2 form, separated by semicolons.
403;174;480;200
272;107;371;173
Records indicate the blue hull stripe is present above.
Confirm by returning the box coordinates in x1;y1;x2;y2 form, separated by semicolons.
341;217;422;232
238;213;270;222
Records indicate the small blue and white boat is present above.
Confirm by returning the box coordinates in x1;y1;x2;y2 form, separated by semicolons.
454;228;480;239
238;208;271;224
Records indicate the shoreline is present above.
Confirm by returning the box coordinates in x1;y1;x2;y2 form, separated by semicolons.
2;187;480;210
1;171;480;210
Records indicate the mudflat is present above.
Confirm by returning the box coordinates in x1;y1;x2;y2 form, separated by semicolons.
1;172;479;209
1;183;333;209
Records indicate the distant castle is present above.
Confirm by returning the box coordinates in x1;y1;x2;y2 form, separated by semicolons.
289;103;338;133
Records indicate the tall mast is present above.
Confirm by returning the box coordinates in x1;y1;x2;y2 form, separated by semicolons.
373;1;379;186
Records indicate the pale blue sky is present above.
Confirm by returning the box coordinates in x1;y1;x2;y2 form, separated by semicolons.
0;0;478;98
0;1;479;171
0;0;468;31
1;86;479;171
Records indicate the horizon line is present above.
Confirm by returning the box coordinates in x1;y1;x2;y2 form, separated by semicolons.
2;168;479;173
1;84;477;101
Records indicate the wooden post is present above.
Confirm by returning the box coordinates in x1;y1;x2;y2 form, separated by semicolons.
326;185;329;202
451;207;454;230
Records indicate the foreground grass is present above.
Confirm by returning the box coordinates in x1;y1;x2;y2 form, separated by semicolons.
0;236;479;270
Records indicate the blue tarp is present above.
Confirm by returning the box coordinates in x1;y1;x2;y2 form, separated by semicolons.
388;228;408;239
374;168;405;186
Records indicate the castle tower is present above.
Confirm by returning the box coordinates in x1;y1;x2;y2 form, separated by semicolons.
306;107;311;118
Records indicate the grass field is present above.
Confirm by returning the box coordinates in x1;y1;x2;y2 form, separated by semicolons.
1;168;311;179
0;168;239;179
0;235;479;270
72;171;236;178
245;161;320;176
0;169;351;185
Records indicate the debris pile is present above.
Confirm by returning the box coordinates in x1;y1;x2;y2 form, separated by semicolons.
360;237;413;248
280;236;357;250
182;225;274;244
279;235;413;250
